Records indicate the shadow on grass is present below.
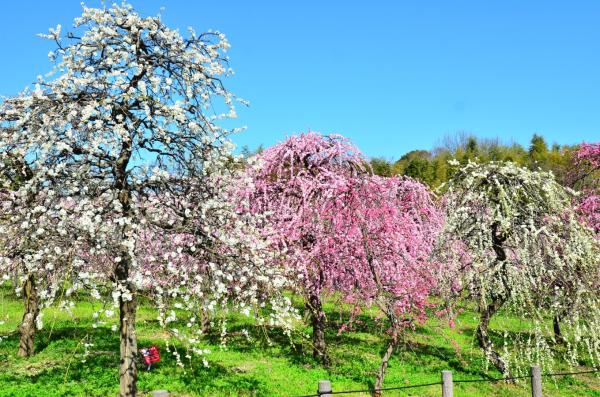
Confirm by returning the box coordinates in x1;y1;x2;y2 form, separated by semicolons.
189;303;495;380
0;323;270;396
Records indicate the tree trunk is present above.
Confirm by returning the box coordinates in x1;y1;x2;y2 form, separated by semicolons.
475;221;511;376
553;314;564;344
307;292;330;367
373;338;398;396
117;260;137;397
360;225;402;393
18;274;39;358
12;271;19;295
476;296;510;376
114;123;136;396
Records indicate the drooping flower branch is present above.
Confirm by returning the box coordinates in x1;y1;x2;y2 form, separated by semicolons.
570;142;600;235
436;161;600;376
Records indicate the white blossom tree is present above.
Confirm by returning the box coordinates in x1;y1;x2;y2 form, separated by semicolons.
0;150;81;357
437;161;600;376
0;4;295;396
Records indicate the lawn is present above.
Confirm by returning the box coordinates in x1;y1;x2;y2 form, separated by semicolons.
0;288;598;396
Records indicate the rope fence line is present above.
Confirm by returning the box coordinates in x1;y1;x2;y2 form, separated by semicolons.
297;382;442;397
298;367;600;397
452;374;530;383
543;368;600;377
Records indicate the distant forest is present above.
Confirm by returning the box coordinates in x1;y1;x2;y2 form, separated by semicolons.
368;132;586;188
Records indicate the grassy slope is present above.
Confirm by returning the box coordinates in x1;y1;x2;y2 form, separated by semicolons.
0;289;598;397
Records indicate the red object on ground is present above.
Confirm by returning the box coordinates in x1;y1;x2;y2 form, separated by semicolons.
140;345;160;365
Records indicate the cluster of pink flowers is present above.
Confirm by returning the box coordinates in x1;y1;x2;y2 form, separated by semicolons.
573;142;600;235
237;132;447;386
242;132;442;322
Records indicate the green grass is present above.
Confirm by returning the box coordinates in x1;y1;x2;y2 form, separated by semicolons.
0;289;598;396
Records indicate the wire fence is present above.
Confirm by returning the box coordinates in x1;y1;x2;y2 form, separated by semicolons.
297;382;442;397
297;366;600;396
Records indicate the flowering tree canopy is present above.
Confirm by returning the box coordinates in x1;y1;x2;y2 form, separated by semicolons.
241;132;367;365
328;174;443;391
0;154;82;357
242;132;443;387
570;142;600;235
437;161;600;376
0;4;294;396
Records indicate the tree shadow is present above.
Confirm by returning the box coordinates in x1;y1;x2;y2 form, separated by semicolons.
1;323;270;396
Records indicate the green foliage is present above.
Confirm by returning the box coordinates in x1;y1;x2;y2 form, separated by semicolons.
391;150;434;185
529;133;549;167
369;157;393;177
370;133;578;189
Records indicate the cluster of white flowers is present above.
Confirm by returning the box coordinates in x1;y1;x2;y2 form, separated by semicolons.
437;160;600;375
0;2;297;378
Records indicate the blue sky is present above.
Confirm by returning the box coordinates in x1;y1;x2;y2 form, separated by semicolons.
1;1;599;158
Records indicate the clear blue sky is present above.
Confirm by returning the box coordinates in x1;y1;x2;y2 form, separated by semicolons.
1;1;599;158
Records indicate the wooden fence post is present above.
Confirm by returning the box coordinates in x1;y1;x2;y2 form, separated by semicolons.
442;370;453;397
530;365;542;397
318;380;332;397
152;391;169;397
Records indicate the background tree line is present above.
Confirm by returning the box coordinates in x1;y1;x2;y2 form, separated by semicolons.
369;132;578;188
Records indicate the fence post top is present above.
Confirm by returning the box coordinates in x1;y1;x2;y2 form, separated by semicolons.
318;380;332;388
318;380;332;396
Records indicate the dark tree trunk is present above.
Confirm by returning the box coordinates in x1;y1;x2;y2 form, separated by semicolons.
476;296;510;375
475;221;511;376
374;338;398;396
113;111;137;396
117;259;137;397
360;225;402;392
553;315;564;344
307;292;330;367
18;274;39;357
201;310;211;334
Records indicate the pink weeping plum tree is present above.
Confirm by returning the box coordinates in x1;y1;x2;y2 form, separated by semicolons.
241;132;444;390
570;142;600;235
324;174;444;391
558;142;600;341
241;132;366;366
